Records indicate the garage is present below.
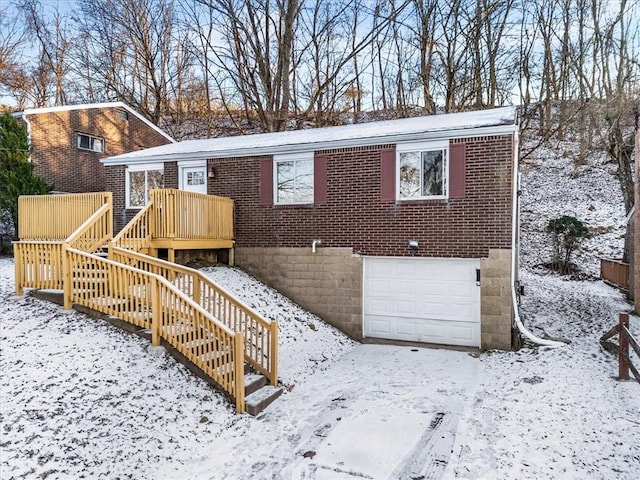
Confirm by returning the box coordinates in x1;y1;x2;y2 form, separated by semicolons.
363;257;481;347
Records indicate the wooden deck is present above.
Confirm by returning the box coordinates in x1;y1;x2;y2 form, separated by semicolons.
13;190;277;414
113;189;234;261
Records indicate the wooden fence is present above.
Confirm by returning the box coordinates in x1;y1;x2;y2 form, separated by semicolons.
600;258;630;291
18;192;112;240
109;246;278;385
600;313;640;383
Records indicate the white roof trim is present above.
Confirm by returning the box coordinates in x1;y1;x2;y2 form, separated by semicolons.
102;106;517;166
20;102;175;144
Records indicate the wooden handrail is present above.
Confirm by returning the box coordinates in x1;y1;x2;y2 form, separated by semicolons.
601;313;640;383
66;202;113;253
108;246;278;385
66;247;246;412
111;202;153;252
618;313;640;382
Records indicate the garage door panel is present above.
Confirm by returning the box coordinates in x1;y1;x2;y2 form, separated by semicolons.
364;257;481;347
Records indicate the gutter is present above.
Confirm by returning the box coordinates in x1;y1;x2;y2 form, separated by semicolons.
101;123;517;167
511;118;565;348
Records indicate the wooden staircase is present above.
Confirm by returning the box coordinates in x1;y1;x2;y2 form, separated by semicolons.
13;191;281;415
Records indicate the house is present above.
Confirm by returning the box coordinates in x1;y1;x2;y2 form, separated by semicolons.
15;102;174;194
102;107;519;350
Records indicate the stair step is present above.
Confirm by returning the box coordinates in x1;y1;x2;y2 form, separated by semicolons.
201;348;231;363
244;373;267;397
162;323;196;336
245;386;283;416
88;296;130;307
183;337;216;349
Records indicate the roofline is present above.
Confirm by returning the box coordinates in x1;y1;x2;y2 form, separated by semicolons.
19;102;175;143
102;123;516;166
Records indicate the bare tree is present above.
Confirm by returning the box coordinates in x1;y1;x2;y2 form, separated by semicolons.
73;0;181;124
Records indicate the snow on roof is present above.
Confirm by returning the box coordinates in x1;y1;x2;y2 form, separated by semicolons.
102;106;517;165
18;102;175;143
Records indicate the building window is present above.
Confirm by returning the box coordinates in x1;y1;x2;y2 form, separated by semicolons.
274;153;314;204
397;141;448;200
77;133;105;153
126;164;164;208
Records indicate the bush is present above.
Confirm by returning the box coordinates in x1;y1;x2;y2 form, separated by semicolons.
546;215;591;274
0;112;52;239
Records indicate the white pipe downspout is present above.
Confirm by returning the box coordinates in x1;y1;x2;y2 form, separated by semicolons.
511;119;565;348
18;112;33;162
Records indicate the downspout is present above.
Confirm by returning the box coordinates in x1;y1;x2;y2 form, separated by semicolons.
511;118;565;348
19;112;33;162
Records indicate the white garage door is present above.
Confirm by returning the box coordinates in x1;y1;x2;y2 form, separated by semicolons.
363;257;481;347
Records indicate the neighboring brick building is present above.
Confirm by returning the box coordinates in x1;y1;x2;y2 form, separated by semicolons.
15;103;174;193
103;107;519;350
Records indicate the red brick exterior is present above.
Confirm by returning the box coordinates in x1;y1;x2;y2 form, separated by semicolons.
204;135;514;258
26;106;171;194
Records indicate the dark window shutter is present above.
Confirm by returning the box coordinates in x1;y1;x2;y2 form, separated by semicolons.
314;154;328;204
380;147;396;201
449;143;466;198
260;158;273;205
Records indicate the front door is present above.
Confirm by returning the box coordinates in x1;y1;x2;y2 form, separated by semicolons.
180;165;207;194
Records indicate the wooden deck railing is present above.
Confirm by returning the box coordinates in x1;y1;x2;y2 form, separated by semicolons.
600;313;640;383
13;241;65;293
66;202;113;253
109;246;278;385
18;192;112;240
111;203;153;252
152;189;234;240
65;247;246;412
600;258;630;291
14;193;113;295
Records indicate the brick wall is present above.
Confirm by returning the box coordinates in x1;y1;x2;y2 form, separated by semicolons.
28;106;170;194
207;135;513;257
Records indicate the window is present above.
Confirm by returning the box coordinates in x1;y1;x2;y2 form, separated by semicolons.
397;142;448;200
186;170;205;186
116;108;129;121
274;154;314;204
126;164;164;208
77;133;105;153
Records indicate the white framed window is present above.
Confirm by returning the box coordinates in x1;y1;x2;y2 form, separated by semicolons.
274;153;314;205
126;163;164;208
77;133;105;153
397;141;449;200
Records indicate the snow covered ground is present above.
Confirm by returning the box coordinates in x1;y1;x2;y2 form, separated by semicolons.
1;131;639;479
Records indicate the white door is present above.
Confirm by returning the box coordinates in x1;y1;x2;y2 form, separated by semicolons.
363;257;481;347
180;166;207;194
